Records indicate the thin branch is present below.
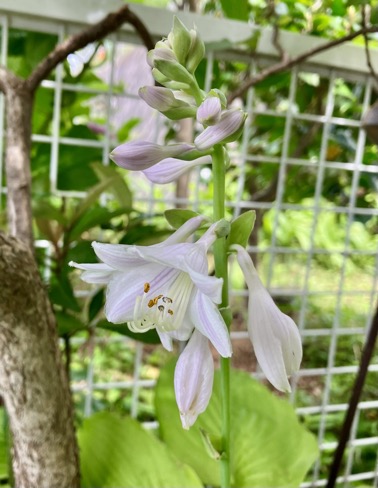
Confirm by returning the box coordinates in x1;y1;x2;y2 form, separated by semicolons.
266;0;288;63
228;25;378;102
326;299;378;488
26;4;155;93
361;4;378;83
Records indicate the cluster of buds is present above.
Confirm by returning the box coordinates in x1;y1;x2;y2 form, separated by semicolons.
110;17;246;183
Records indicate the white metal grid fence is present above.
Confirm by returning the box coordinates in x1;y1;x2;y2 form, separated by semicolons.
1;1;378;486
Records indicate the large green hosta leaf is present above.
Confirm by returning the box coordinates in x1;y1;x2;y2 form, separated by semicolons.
78;412;202;488
156;362;318;487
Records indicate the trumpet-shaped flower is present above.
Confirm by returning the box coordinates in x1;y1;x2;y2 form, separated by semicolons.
195;109;246;150
110;141;194;171
233;244;302;392
70;217;232;358
174;329;214;429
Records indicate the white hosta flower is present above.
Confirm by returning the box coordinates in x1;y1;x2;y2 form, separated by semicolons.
233;244;302;392
138;86;197;120
195;109;246;150
143;155;211;184
174;329;214;429
70;217;232;358
197;97;222;126
110;141;194;171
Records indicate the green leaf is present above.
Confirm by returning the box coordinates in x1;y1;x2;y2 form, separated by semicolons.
88;289;104;322
56;311;86;336
69;206;130;242
69;177;115;228
226;210;256;250
91;162;133;208
116;118;141;143
49;274;81;312
78;412;202;488
0;409;9;482
156;362;319;487
220;0;249;20
164;209;202;229
97;320;160;345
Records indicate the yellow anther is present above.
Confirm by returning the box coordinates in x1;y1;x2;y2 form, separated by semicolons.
144;283;150;293
168;309;174;315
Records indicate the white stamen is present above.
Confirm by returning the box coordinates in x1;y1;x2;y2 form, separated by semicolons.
129;273;193;334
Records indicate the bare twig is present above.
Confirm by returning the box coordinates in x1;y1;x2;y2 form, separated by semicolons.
326;299;378;488
228;25;378;102
26;4;155;93
361;4;378;83
266;0;289;63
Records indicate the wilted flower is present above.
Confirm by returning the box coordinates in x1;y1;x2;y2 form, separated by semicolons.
174;329;214;429
233;244;302;392
70;217;232;357
195;109;246;150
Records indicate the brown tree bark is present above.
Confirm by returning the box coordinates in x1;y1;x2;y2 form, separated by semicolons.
4;78;34;248
0;233;80;488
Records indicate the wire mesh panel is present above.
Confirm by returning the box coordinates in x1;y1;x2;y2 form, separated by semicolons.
1;2;378;486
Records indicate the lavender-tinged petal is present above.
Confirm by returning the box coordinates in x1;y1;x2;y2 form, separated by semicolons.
163;215;205;246
174;329;214;429
194;109;245;150
197;97;222;125
234;244;302;392
110;141;194;171
69;261;115;284
143;156;211;184
92;242;147;270
95;215;204;267
138;86;177;112
133;242;192;270
190;292;232;357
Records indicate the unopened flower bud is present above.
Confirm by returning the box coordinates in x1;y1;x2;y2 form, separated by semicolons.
110;141;194;170
195;109;247;150
197;97;222;126
186;29;205;73
154;57;194;85
168;17;192;65
139;86;197;120
139;86;177;112
208;89;227;109
174;330;214;429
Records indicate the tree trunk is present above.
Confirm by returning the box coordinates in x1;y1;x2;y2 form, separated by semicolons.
0;233;80;488
4;81;34;248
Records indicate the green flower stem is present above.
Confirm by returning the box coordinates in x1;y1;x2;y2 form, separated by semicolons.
212;144;231;488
